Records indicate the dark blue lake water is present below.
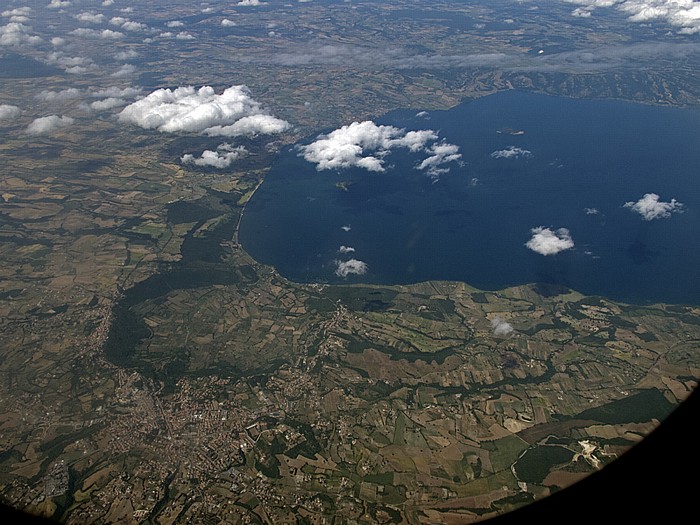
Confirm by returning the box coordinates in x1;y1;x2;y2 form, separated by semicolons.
239;91;700;305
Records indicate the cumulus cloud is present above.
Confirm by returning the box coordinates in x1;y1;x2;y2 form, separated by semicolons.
237;0;264;5
36;88;82;102
221;19;237;27
48;0;71;8
76;12;105;24
90;86;141;99
118;85;289;137
490;146;532;159
102;0;114;5
565;0;700;35
70;28;125;39
584;207;600;215
26;115;74;135
337;246;355;254
416;142;462;178
2;8;32;17
90;97;128;111
175;31;195;40
623;193;683;220
2;8;31;23
341;225;352;232
491;316;514;336
415;111;429;118
299;121;459;175
110;17;148;32
0;104;21;120
526;227;575;256
181;143;248;168
112;64;136;78
166;20;184;28
115;49;138;60
335;258;368;277
0;22;41;46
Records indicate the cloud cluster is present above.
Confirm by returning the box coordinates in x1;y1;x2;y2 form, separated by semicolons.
334;259;368;278
0;104;21;120
70;28;125;39
417;142;462;178
337;246;355;254
0;22;41;46
118;85;290;137
76;12;105;24
565;0;700;34
2;7;32;23
48;0;71;8
110;17;149;32
237;0;264;5
490;146;532;159
526;227;575;256
36;86;141;112
490;316;514;336
624;193;683;220
26;115;74;135
181;144;248;168
299;120;459;175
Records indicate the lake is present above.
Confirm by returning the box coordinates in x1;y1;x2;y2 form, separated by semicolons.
239;91;700;305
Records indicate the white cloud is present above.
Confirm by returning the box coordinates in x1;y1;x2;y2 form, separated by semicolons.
334;259;368;277
115;49;138;60
110;17;148;32
565;0;700;34
112;64;136;77
46;52;92;68
490;316;514;336
26;115;74;135
2;9;32;23
102;0;114;5
0;23;41;46
0;104;21;120
181;144;248;168
584;207;600;215
118;85;290;137
221;19;237;27
623;193;683;220
36;88;83;102
176;31;195;40
90;86;141;99
416;142;462;178
298;121;459;174
70;28;125;39
415;111;429;118
166;21;184;28
121;21;148;32
47;0;71;8
490;146;532;159
341;225;352;232
76;12;106;24
51;37;65;46
2;8;32;18
90;97;127;111
338;246;355;254
237;0;264;5
526;227;575;256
